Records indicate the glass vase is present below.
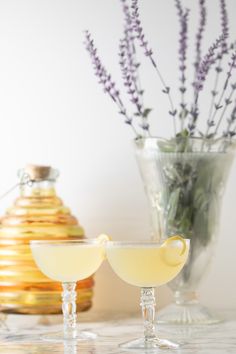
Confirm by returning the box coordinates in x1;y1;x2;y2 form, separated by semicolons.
135;137;236;325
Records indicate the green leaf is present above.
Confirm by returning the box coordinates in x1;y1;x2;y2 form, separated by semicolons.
206;133;215;139
166;188;181;223
176;129;189;138
142;108;152;118
179;108;189;120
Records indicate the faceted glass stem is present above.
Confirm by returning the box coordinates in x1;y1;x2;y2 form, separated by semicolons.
62;282;77;340
120;287;179;350
40;282;96;342
140;287;156;342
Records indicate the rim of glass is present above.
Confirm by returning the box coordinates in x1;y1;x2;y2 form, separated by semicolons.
133;136;236;143
133;136;236;152
30;239;102;246
106;239;190;247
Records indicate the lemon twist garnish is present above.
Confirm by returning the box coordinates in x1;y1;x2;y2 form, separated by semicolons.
163;235;187;256
97;234;111;244
161;235;188;267
97;234;111;260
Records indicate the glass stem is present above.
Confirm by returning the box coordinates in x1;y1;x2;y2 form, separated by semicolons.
140;287;156;341
62;282;77;339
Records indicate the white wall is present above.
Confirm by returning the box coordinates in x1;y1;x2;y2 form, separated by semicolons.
0;0;235;314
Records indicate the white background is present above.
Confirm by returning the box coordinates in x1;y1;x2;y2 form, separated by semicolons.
0;0;235;315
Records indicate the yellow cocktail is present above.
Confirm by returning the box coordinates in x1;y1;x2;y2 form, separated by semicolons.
31;242;104;283
106;236;190;350
30;238;106;342
106;240;188;287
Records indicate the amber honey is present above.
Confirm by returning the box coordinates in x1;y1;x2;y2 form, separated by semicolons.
0;165;94;314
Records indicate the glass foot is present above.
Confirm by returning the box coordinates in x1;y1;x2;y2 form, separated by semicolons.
0;313;9;333
158;302;222;325
120;337;179;351
41;330;97;343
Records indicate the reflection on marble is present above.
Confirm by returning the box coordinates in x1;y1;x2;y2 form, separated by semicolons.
0;311;235;353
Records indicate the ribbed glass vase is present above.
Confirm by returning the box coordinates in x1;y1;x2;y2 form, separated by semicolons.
135;137;236;325
0;165;94;315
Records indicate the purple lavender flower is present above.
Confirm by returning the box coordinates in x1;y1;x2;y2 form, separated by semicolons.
193;35;224;95
190;35;224;134
131;0;155;64
85;0;236;140
84;31;119;101
205;0;230;136
175;0;190;111
188;106;199;133
194;0;207;72
219;0;229;56
119;0;150;132
119;40;142;109
84;30;136;130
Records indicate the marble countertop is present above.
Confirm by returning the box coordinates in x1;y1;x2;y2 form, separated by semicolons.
0;310;235;353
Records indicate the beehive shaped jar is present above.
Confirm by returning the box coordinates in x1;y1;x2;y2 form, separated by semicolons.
0;165;94;314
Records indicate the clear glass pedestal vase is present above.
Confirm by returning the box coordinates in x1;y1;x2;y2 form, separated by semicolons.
135;137;236;325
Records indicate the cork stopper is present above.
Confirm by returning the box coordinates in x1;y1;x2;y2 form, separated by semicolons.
17;164;59;182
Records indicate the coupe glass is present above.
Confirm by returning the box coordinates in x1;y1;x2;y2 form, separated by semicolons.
106;236;190;350
30;238;106;342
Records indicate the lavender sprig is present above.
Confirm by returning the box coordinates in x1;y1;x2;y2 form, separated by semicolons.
190;35;224;133
193;36;224;96
85;0;236;141
207;0;229;130
213;85;235;136
194;0;207;74
223;101;236;138
131;0;154;62
220;0;229;56
84;30;139;136
214;79;236;136
207;52;236;135
175;0;190;130
192;0;206;134
119;0;150;133
131;0;177;135
119;39;149;132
